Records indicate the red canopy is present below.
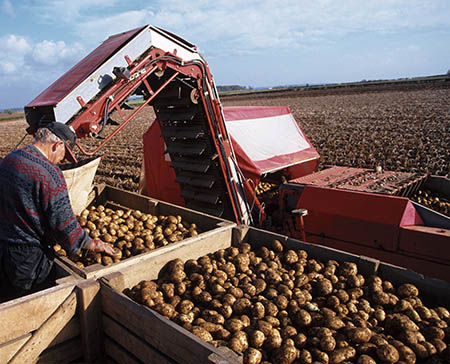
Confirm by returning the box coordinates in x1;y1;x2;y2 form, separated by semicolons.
223;106;320;184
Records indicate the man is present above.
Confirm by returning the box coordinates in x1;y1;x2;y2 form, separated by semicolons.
0;122;113;298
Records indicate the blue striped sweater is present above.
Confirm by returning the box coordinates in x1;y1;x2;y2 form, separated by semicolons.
0;144;90;290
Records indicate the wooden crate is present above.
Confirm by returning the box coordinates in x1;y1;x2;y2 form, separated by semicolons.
99;224;450;364
0;260;103;364
57;184;235;281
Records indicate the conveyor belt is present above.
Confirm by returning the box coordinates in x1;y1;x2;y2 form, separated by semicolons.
149;74;234;219
290;166;428;197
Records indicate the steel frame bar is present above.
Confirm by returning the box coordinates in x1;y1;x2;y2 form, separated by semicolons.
76;71;179;155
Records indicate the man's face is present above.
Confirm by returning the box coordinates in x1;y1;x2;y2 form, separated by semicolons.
49;141;66;164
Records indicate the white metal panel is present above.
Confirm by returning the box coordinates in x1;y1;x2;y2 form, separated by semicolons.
149;28;203;62
226;114;310;161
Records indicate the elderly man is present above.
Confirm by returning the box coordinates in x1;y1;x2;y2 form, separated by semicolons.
0;122;113;298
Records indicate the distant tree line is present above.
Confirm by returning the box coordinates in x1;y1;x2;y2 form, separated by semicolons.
217;85;253;92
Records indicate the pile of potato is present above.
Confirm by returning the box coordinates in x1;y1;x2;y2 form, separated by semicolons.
256;182;278;196
411;190;450;217
53;204;200;268
126;240;449;364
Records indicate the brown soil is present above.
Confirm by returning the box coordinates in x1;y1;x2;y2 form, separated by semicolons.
1;83;448;193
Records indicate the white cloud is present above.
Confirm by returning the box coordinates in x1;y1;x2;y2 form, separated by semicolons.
32;40;84;66
0;33;85;90
1;0;14;16
144;0;450;56
5;34;32;55
0;61;17;74
74;10;154;45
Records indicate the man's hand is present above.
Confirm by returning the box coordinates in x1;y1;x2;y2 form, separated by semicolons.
89;239;115;256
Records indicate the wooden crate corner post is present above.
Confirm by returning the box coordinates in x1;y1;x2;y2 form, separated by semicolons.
77;279;102;363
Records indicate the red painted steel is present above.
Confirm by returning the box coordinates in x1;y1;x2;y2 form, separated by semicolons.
399;225;450;264
143;121;185;207
296;185;423;251
76;69;178;155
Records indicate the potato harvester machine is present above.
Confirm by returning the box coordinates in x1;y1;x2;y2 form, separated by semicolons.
24;25;450;281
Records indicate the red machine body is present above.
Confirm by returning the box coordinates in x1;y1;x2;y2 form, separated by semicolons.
279;172;450;281
24;25;450;282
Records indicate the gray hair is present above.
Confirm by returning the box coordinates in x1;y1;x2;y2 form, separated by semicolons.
34;127;62;144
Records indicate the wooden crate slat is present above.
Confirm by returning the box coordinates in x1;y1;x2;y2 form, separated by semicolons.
104;336;142;364
36;338;83;364
103;314;176;364
0;283;75;344
101;284;238;364
8;291;77;364
0;334;31;364
47;317;80;348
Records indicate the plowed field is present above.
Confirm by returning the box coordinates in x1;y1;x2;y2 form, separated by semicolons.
1;83;448;193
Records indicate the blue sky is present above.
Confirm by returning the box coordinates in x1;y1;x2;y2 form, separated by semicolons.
1;0;449;109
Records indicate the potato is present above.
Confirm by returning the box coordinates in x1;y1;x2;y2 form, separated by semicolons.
320;335;337;352
397;345;416;364
154;303;176;319
329;346;356;363
102;256;113;266
264;328;282;350
257;320;273;336
175;312;195;325
356;354;376;364
357;343;377;357
225;318;244;333
324;316;345;330
346;327;372;344
292;309;312;327
176;299;193;314
272;344;298;364
243;347;263;364
219;304;233;319
271;239;284;253
191;326;213;342
280;325;297;339
309;347;328;364
314;278;333;296
283;250;299;265
233;330;249;350
376;344;400;363
233;298;251;315
299;348;313;364
252;301;266;319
